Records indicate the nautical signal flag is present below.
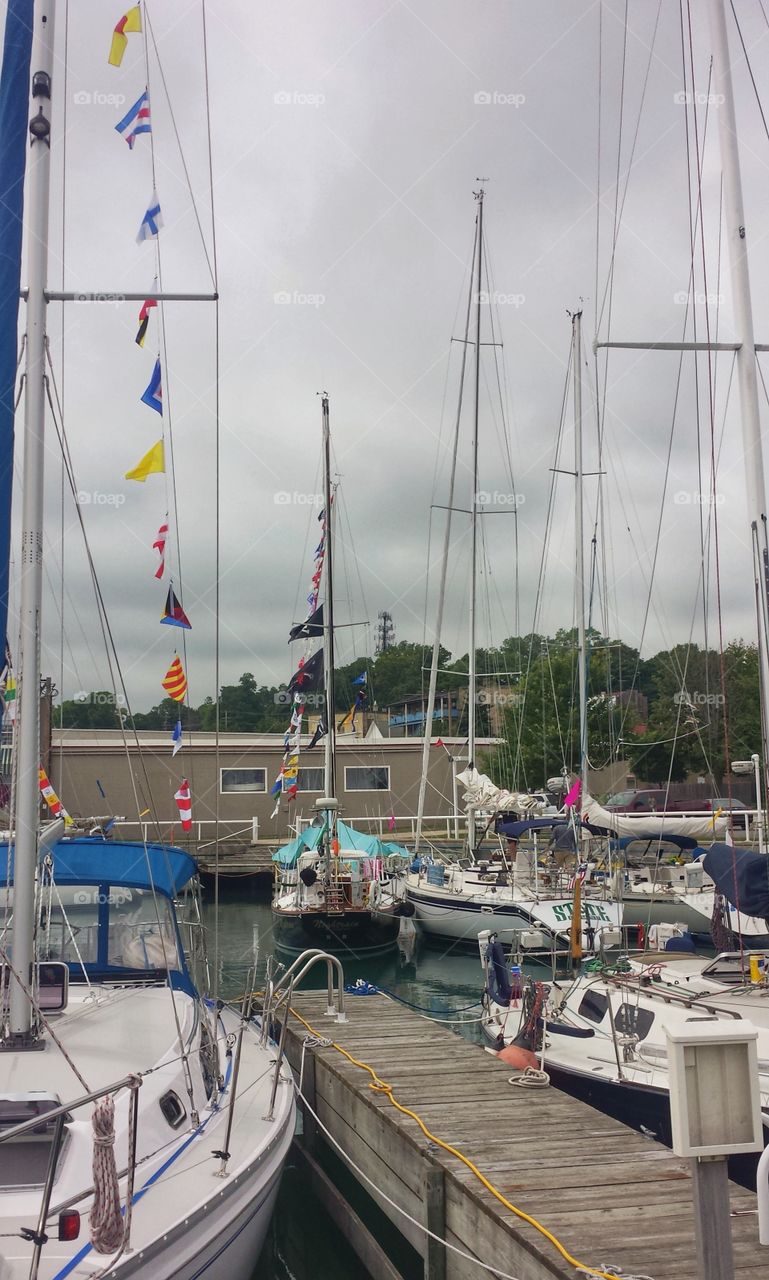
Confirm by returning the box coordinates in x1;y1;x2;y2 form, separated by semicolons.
38;768;73;826
287;648;324;697
352;671;367;686
115;89;151;149
162;656;188;702
161;587;191;630
172;720;182;756
136;298;157;347
153;518;168;579
174;778;192;831
288;603;323;643
125;439;164;482
137;191;163;243
141;359;163;414
108;6;141;67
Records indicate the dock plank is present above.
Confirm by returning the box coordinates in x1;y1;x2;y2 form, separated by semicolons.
282;992;762;1280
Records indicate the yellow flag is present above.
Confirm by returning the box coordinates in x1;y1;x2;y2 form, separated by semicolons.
125;439;164;482
108;6;142;67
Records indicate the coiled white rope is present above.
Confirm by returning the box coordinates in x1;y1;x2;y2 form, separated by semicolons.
89;1095;124;1254
507;1066;550;1089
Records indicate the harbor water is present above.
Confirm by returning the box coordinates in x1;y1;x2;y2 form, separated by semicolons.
205;880;489;1280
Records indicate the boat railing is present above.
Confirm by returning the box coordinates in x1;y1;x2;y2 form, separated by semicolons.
0;1073;142;1280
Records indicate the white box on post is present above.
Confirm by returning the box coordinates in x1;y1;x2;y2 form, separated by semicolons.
665;1019;764;1157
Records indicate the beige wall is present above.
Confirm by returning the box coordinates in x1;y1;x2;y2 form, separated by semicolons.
50;730;498;839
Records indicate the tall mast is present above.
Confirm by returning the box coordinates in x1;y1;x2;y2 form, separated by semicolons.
8;0;55;1044
414;211;479;851
467;186;484;853
572;310;589;804
708;0;769;786
321;393;336;811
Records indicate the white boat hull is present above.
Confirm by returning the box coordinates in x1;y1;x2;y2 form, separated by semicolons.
406;875;623;946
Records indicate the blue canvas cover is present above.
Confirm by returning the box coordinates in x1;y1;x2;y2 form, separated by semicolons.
496;816;583;839
703;843;769;919
0;836;197;899
0;2;32;653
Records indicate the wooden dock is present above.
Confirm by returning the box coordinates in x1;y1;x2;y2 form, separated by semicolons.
282;991;764;1280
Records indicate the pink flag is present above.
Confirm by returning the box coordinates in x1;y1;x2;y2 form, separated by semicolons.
388;813;396;831
153;518;168;579
564;778;582;809
174;778;192;830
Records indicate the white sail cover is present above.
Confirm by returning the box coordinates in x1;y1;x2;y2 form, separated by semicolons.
581;793;727;840
456;767;544;814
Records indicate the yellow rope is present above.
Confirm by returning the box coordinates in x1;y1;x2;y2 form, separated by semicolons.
288;1006;622;1280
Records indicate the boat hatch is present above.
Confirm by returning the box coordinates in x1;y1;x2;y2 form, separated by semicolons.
701;951;769;984
578;990;609;1024
0;1093;71;1190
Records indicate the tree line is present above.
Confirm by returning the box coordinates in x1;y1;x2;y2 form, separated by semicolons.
55;632;760;788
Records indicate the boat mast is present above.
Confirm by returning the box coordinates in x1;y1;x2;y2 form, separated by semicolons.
708;0;769;790
467;185;485;854
7;0;55;1046
321;393;337;836
414;209;479;852
572;310;589;807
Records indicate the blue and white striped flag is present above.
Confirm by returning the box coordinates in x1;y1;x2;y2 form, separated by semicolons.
115;89;151;149
172;719;182;756
136;190;163;243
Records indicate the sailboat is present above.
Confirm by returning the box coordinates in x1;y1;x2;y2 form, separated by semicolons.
481;0;769;1176
0;3;294;1275
406;226;623;953
271;395;409;955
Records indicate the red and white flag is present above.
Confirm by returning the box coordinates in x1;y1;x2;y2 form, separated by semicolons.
174;778;192;831
153;518;168;580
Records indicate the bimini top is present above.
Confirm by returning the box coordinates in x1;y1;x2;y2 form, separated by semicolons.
703;843;769;919
0;837;197;899
273;820;408;869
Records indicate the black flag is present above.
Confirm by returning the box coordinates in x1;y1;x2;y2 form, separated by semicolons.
288;603;324;643
287;648;324;697
308;717;327;749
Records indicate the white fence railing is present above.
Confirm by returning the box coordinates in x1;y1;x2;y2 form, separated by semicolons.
108;808;761;848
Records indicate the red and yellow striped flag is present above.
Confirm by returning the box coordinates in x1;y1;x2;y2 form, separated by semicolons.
162;656;187;703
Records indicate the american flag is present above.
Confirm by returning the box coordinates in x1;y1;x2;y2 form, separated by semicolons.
568;862;589;891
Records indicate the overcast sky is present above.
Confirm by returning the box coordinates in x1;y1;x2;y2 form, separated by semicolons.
7;0;769;712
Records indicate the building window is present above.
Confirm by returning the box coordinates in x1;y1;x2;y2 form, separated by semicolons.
220;768;266;793
344;766;390;792
297;767;325;792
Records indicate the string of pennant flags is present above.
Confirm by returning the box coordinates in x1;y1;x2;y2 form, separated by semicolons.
270;507;329;817
109;4;192;828
0;6;192;828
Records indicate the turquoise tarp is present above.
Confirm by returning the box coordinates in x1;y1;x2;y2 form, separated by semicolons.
272;819;408;868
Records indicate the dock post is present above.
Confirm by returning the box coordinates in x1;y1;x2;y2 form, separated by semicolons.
422;1164;446;1280
691;1158;734;1280
301;1047;318;1155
